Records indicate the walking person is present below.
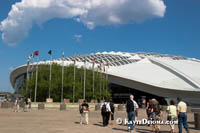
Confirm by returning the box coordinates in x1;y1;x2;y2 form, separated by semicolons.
167;99;177;133
80;100;89;125
146;99;153;126
24;97;29;112
126;95;139;133
151;99;161;133
109;98;115;125
146;100;152;119
28;97;31;109
101;99;111;127
14;98;20;112
177;97;190;133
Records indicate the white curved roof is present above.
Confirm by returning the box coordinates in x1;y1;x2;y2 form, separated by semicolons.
10;52;200;104
109;57;198;91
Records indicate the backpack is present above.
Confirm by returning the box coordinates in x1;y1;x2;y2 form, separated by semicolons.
154;104;161;115
101;104;107;114
126;100;135;112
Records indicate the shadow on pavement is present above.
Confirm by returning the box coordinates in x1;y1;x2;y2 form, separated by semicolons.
135;128;154;133
74;122;80;124
112;128;127;132
187;127;200;131
93;123;103;127
136;128;170;133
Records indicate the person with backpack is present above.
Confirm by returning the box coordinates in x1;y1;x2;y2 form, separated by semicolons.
101;99;111;126
109;98;115;125
80;100;89;125
151;99;161;133
126;95;139;133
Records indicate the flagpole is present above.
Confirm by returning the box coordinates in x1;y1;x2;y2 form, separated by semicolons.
106;64;108;93
31;55;34;77
102;63;105;100
30;54;34;99
92;67;95;98
73;56;76;103
100;63;102;101
83;59;86;99
92;56;95;98
26;57;30;93
61;53;64;103
34;56;39;102
49;54;52;98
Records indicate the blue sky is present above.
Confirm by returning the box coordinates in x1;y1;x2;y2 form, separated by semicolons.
0;0;200;92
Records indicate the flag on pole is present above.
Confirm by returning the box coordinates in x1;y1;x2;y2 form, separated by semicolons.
34;50;39;56
48;50;52;99
34;52;39;102
48;50;52;55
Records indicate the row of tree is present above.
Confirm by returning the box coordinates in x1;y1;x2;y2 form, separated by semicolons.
20;63;111;102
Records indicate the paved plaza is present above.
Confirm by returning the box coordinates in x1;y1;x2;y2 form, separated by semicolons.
0;108;198;133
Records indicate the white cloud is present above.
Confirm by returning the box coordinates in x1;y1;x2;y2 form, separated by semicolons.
74;34;82;43
0;0;166;45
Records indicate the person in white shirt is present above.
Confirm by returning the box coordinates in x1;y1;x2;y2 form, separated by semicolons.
177;97;190;133
14;98;20;112
167;99;177;133
101;99;112;126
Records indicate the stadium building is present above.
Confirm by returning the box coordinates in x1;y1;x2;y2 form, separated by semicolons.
10;52;200;105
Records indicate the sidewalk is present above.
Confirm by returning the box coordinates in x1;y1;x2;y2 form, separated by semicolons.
0;108;198;133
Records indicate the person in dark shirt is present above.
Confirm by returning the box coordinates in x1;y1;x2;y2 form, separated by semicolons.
80;100;89;125
126;95;139;133
24;97;29;112
109;98;115;125
146;100;151;118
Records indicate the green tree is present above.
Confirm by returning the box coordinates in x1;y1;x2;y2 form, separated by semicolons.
22;63;110;102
